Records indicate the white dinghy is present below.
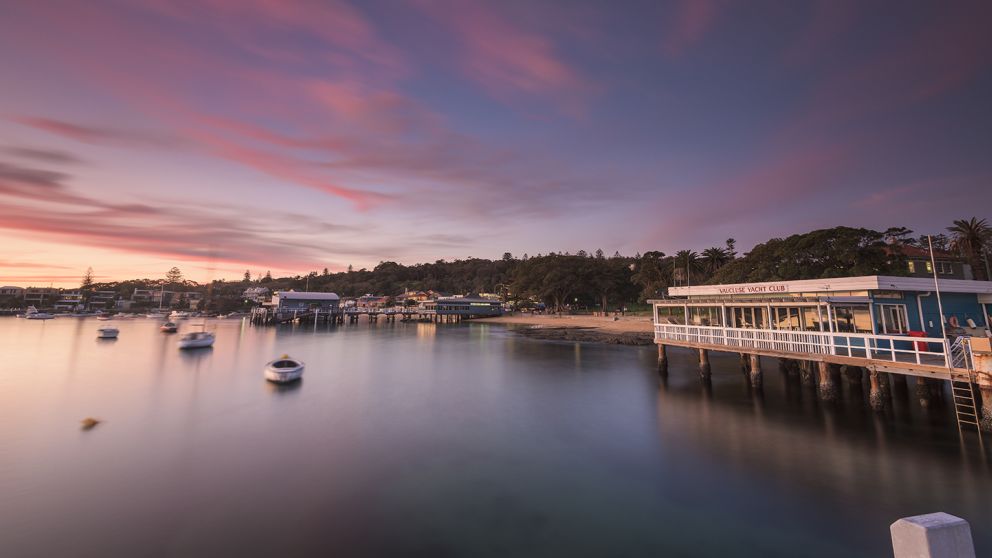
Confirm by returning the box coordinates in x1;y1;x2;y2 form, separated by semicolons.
264;355;305;384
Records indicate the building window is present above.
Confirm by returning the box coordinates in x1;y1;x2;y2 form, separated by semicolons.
731;307;766;329
936;261;954;275
878;304;909;334
773;307;801;330
832;305;872;333
925;261;933;273
907;261;916;273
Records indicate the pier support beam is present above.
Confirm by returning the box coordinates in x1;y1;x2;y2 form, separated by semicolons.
980;385;992;432
657;344;668;374
698;349;710;380
869;368;885;410
799;361;816;388
817;361;837;401
740;353;751;373
749;354;762;388
917;378;938;408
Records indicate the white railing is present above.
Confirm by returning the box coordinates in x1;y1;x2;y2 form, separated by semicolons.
654;323;950;367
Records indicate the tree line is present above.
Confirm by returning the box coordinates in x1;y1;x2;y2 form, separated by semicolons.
73;219;990;314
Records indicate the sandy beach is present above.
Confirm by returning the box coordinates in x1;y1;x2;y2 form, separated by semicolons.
478;313;653;332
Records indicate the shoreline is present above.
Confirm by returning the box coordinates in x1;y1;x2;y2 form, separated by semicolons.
476;314;655;345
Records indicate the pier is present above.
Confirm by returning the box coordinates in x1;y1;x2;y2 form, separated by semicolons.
652;275;992;432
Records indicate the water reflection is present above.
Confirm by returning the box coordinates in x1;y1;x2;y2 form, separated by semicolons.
1;318;990;558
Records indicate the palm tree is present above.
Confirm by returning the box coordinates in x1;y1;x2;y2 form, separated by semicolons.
947;217;991;280
701;247;731;275
672;250;701;286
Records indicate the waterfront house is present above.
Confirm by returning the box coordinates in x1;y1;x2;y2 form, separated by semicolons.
356;294;389;309
269;291;340;314
23;287;60;308
87;290;117;310
54;290;84;312
432;294;504;317
0;286;24;298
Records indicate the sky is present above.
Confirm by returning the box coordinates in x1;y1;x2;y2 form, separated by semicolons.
1;0;991;286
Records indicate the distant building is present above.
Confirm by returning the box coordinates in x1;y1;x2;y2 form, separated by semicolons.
23;287;60;307
892;245;972;280
0;286;24;298
357;294;389;309
243;286;270;303
432;294;503;317
54;290;84;311
88;290;117;310
269;291;341;313
394;290;429;304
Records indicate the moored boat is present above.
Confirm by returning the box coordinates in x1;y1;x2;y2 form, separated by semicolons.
160;321;178;333
23;306;54;320
178;330;214;349
97;326;119;339
264;355;305;383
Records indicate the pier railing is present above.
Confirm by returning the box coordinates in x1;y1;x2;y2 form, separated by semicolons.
654;323;951;367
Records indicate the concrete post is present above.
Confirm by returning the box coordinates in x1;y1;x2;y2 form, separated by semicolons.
698;349;711;380
817;361;837;401
890;512;975;558
869;368;885;410
749;354;762;388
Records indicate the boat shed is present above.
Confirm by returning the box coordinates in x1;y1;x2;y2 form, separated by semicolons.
652;276;992;339
433;294;503;317
270;291;341;313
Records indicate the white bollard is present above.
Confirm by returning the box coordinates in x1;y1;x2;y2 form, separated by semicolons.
891;513;975;558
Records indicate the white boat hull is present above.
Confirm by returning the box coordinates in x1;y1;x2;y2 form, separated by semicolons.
25;313;54;320
178;337;214;349
97;328;119;338
264;361;304;383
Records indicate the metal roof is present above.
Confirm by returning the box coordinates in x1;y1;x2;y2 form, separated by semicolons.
664;275;992;298
274;291;340;300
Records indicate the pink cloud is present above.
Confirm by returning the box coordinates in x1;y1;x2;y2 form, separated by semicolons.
412;0;591;113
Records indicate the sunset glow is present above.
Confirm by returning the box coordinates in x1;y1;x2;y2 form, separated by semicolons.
2;0;991;286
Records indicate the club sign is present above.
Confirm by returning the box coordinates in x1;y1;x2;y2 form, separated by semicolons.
717;284;789;295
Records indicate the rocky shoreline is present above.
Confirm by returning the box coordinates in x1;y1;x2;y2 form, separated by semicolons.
511;325;654;346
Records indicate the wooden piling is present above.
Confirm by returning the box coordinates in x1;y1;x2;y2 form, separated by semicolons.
698;348;711;379
869;368;885;410
817;361;837;401
749;354;762;388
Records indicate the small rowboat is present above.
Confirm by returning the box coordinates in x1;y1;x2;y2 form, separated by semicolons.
264;355;304;384
97;326;119;339
160;321;178;333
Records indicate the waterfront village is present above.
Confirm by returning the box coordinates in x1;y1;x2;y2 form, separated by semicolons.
4;224;992;434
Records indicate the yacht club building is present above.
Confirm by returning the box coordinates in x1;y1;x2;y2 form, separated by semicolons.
652;276;992;338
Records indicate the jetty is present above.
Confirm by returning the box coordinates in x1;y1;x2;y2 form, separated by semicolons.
651;275;992;432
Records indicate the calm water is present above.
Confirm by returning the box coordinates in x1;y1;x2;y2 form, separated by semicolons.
1;317;989;557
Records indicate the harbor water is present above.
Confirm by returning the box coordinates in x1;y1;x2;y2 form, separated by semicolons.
0;317;989;557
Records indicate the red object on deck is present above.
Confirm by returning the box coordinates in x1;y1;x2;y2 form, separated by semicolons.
907;330;927;351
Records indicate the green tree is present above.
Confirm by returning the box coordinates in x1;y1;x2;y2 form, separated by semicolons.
166;267;183;285
709;227;902;283
243;269;251;283
700;247;731;276
81;267;94;290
